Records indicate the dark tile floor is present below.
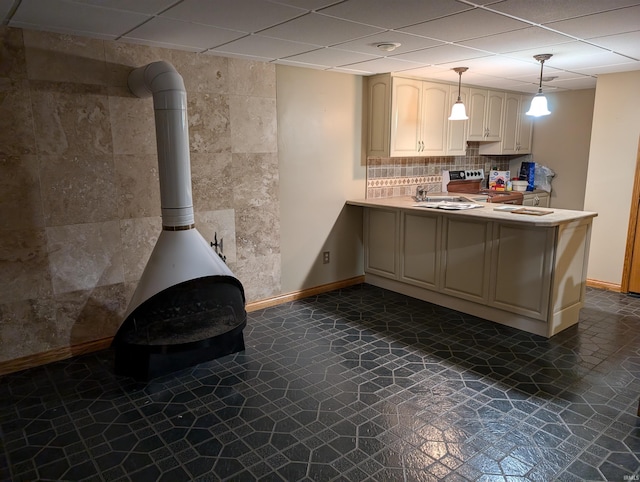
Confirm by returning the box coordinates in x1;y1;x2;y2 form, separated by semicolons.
1;284;640;481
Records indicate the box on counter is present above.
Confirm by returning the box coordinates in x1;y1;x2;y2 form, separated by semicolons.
489;170;509;191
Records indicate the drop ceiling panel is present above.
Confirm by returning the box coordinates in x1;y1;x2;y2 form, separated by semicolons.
590;31;640;59
283;47;378;67
317;0;473;29
125;17;247;51
259;12;383;45
9;0;151;39
69;0;178;15
332;32;444;56
486;0;640;24
399;9;530;43
342;57;425;75
210;35;320;59
545;6;640;40
161;0;307;32
391;44;491;65
460;27;574;54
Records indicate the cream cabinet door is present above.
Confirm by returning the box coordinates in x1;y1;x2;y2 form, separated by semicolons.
364;208;399;279
390;78;422;156
441;217;491;302
499;93;520;153
489;223;554;320
367;74;391;157
517;94;533;153
466;88;488;141
421;82;449;156
485;90;504;141
401;212;441;289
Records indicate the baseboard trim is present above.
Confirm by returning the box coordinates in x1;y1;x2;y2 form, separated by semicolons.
246;276;365;312
0;337;113;377
586;279;621;292
0;276;366;377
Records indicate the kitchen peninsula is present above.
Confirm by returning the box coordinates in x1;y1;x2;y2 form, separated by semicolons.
347;197;597;338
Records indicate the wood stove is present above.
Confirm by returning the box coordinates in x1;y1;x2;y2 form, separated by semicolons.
112;61;246;380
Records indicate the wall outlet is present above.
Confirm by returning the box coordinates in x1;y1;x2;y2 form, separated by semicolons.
323;251;330;264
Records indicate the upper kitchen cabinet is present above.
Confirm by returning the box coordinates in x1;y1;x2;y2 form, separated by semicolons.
467;88;505;142
366;74;452;157
446;85;469;156
480;93;533;155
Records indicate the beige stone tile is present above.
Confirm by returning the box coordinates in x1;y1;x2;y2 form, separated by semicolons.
30;81;112;157
119;217;162;283
55;283;127;345
188;92;231;154
234;253;281;302
46;221;124;294
191;152;233;212
0;298;58;361
0;228;52;304
228;59;276;98
115;154;161;219
0;27;27;79
236;205;280;261
195;209;237;264
0;155;44;230
108;86;157;156
0;79;36;157
23;30;107;85
39;154;118;226
171;50;228;94
229;95;277;153
231;152;279;209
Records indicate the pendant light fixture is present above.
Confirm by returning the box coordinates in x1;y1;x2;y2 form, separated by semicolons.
526;54;553;117
449;67;469;121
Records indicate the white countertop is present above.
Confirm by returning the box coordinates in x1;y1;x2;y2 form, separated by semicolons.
346;197;597;227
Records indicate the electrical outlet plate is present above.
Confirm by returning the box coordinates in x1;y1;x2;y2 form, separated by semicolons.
323;251;330;264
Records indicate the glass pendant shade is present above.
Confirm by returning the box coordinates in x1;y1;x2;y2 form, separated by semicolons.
449;100;468;120
526;92;551;117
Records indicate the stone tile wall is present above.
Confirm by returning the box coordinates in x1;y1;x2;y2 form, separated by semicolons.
0;27;280;362
366;143;531;198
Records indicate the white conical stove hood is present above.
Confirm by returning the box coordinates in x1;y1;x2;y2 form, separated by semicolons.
123;61;243;321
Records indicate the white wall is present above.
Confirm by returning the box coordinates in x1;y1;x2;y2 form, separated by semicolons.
525;89;595;210
584;71;640;285
277;65;366;293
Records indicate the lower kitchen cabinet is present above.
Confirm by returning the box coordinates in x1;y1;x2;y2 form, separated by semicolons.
359;203;594;337
522;191;550;207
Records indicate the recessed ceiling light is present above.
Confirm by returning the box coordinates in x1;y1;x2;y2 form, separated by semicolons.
376;42;401;53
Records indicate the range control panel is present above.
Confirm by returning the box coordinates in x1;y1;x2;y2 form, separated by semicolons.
448;169;485;181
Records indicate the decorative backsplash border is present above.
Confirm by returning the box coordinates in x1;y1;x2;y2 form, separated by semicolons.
366;143;529;199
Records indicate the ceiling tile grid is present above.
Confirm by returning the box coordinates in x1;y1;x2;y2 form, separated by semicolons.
2;0;639;92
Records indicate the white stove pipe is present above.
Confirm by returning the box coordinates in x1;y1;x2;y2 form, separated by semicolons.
122;61;241;321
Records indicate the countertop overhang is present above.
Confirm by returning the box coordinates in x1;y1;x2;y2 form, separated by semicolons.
347;197;597;227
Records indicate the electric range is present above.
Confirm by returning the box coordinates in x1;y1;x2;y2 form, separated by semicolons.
442;169;524;205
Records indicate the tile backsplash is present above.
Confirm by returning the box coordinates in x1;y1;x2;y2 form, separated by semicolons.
366;142;531;198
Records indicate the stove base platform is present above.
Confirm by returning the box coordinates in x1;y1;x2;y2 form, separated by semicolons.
113;322;246;381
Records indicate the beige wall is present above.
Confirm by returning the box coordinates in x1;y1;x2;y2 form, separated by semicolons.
277;66;366;293
584;70;640;286
524;89;595;210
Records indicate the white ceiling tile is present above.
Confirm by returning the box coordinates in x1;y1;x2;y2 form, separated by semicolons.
273;58;329;70
576;61;640;75
10;0;150;39
259;12;383;45
68;0;177;15
391;44;491;65
269;0;338;10
124;17;246;50
460;27;574;53
545;76;597;90
399;9;530;42
590;31;640;59
162;0;307;32
317;0;473;29
283;47;378;66
545;6;640;40
332;32;444;56
486;0;640;24
342;56;425;74
211;34;320;59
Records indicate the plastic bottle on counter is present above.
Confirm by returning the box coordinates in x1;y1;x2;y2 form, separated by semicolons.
506;180;512;191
